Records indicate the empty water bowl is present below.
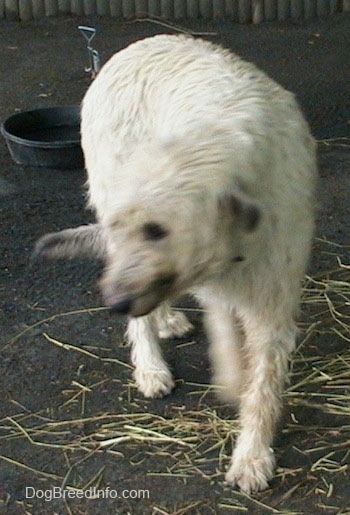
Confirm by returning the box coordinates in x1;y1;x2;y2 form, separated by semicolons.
1;105;84;169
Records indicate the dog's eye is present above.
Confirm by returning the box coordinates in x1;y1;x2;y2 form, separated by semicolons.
143;222;168;241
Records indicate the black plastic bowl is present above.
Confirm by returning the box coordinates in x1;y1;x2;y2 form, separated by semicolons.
1;105;84;169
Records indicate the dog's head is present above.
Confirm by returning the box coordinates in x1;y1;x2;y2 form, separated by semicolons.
100;187;260;317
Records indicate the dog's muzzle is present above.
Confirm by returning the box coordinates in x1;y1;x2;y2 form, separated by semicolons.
103;273;177;317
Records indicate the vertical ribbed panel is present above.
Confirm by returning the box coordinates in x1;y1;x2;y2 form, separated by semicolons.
238;0;251;22
252;0;263;23
97;0;109;14
305;0;317;18
199;0;212;18
1;0;346;20
71;0;84;14
225;0;238;19
290;0;303;18
58;0;70;12
83;0;96;15
122;0;135;18
33;0;45;17
5;0;19;20
213;0;225;18
148;0;161;16
317;0;330;15
264;0;277;20
110;0;122;16
278;0;290;20
19;0;33;20
329;0;338;13
45;0;58;16
187;0;199;17
174;0;186;19
161;0;173;17
135;0;147;16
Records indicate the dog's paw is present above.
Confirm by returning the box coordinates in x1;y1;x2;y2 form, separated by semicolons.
158;310;193;339
133;368;175;398
225;448;275;494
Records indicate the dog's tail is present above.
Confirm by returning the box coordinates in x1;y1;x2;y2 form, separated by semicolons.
32;224;106;261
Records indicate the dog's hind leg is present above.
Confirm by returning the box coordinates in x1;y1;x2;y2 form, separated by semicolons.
155;302;193;340
204;304;245;405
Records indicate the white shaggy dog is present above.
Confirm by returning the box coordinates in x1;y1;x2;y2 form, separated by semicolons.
35;35;317;493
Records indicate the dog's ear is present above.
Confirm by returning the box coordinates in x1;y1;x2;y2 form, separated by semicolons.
218;190;261;232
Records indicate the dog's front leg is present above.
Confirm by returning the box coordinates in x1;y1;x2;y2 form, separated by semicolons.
126;305;175;398
225;320;292;493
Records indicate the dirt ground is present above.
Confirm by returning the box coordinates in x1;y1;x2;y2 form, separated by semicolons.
0;12;349;515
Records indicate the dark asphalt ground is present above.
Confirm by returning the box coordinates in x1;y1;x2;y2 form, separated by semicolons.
0;13;349;515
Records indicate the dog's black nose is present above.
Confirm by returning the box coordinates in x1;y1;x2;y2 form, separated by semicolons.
108;296;133;315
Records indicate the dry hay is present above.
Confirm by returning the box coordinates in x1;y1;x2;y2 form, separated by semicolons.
1;239;349;513
317;137;350;150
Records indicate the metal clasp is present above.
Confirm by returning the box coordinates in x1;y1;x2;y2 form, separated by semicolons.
78;26;101;79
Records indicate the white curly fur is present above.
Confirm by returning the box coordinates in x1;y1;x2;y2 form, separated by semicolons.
78;35;317;493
